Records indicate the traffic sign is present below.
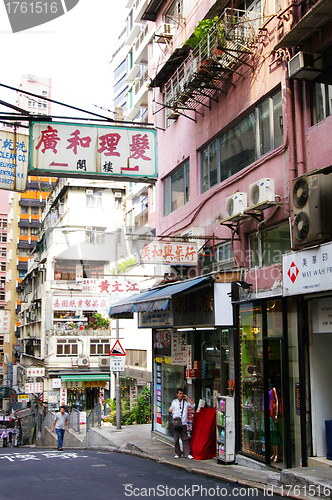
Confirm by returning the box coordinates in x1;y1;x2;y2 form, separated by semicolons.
110;357;125;372
109;340;126;356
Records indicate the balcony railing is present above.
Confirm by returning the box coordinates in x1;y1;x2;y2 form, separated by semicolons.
164;8;263;113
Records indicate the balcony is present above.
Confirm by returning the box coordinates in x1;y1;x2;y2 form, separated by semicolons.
134;23;149;65
163;9;263;114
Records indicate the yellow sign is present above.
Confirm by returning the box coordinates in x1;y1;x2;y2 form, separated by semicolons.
82;380;106;388
18;394;29;402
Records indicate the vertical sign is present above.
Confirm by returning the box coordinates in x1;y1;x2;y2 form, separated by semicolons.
171;330;187;365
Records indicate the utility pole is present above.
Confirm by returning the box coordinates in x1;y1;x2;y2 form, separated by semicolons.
115;229;121;429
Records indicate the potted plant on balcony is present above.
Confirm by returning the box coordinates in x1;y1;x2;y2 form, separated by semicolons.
185;17;225;72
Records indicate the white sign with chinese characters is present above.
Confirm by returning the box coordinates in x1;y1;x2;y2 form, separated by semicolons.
0;130;29;192
110;357;125;372
139;241;198;265
52;379;62;389
138;310;173;328
81;278;140;294
283;242;332;296
0;310;10;334
31;122;157;182
25;382;43;394
52;295;110;311
312;298;332;333
171;330;187;366
27;367;45;378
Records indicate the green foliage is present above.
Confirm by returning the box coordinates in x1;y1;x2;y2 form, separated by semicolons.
111;255;137;275
88;312;109;330
103;387;152;426
186;17;219;49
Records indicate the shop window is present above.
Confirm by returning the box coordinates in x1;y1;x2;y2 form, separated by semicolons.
126;349;147;368
240;303;264;459
201;90;283;193
90;339;110;356
56;339;78;356
164;160;190;216
249;223;291;268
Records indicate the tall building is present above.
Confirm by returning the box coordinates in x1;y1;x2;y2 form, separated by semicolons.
109;0;332;470
3;74;57;395
0;190;9;388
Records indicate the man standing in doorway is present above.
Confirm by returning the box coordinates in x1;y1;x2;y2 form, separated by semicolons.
51;405;69;451
169;388;195;459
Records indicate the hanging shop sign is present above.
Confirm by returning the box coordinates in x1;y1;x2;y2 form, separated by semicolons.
25;382;43;393
30;122;157;182
81;277;140;294
27;367;45;377
139;241;197;265
17;394;29;402
139;309;173;328
0;130;29;192
283;242;332;296
52;295;110;311
0;310;10;334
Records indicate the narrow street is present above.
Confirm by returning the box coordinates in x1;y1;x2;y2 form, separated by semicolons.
0;448;280;500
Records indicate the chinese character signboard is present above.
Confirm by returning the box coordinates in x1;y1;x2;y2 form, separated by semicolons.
27;367;45;377
283;242;332;296
110;357;125;372
0;131;28;192
139;241;197;265
52;295;110;311
171;330;187;365
30;122;157;182
139;310;173;328
81;277;140;294
0;310;10;334
25;382;43;394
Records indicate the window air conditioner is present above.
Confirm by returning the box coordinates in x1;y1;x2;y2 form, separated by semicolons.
78;357;90;366
85;226;92;232
288;52;323;80
155;23;174;42
248;178;275;209
114;192;122;198
86;189;93;196
224;192;247;219
99;357;110;367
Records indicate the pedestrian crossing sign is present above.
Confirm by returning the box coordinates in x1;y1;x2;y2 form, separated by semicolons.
109;340;126;356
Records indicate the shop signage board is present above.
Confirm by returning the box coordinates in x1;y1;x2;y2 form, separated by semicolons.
139;241;198;265
110;357;125;372
0;310;10;334
25;382;43;393
52;295;110;311
81;277;140;294
27;367;45;377
17;394;29;402
60;387;67;406
0;130;29;192
30;122;157;182
283;242;332;296
139;309;173;328
171;330;187;365
52;378;62;388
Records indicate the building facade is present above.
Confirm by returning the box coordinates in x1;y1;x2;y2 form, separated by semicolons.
109;0;332;470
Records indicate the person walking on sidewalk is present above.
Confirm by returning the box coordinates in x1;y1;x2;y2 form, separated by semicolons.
51;405;69;451
169;388;195;459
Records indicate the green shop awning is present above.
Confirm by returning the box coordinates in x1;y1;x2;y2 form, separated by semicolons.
61;375;110;382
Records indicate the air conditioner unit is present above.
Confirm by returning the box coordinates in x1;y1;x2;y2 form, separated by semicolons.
85;226;92;232
155;23;174;42
292;173;332;247
98;357;110;367
224;192;247;220
86;189;93;196
288;52;323;80
114;192;122;198
78;357;90;366
248;178;275;209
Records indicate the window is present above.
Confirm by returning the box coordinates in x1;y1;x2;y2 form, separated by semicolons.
201;90;283;193
1;234;6;243
126;349;147;368
54;261;105;280
1;263;5;272
1;248;6;257
114;75;126;95
202;242;234;272
0;277;5;289
312;68;332;125
20;227;29;235
164;160;190;216
56;339;78;356
21;206;29;214
114;87;128;107
30;227;39;236
31;207;40;215
164;0;183;23
85;228;105;245
0;219;7;230
19;270;25;278
90;339;111;356
86;190;102;208
0;292;4;301
249;223;291;268
114;59;126;80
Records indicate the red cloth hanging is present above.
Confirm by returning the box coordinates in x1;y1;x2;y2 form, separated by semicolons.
190;407;216;460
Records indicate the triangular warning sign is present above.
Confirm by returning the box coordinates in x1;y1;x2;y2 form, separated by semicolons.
109;340;126;356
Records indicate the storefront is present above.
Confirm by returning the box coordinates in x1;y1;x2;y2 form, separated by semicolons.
109;275;235;443
50;374;110;412
283;241;332;467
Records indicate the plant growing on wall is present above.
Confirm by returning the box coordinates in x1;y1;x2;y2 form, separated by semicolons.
185;16;219;50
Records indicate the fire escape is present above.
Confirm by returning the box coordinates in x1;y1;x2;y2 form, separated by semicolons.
164;8;265;118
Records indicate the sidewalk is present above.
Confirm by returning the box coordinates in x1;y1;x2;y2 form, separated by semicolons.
87;424;332;500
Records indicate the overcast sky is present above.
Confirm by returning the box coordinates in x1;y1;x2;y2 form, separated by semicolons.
0;1;127;119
